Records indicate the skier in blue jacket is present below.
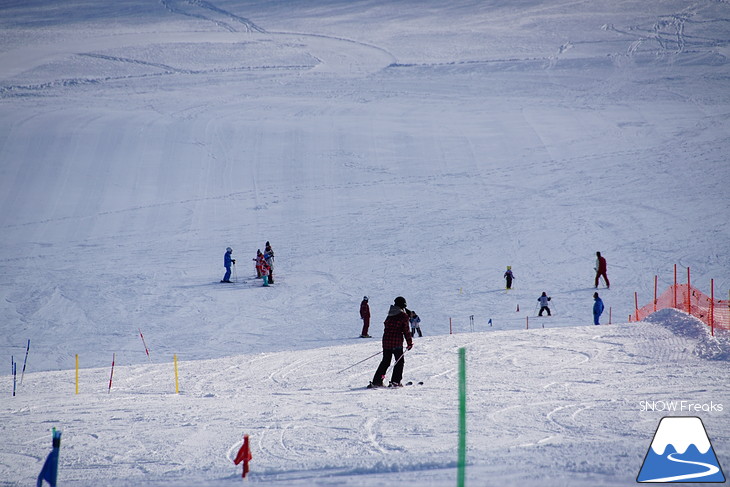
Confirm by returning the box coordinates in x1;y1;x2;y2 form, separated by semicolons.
593;292;604;325
221;247;235;283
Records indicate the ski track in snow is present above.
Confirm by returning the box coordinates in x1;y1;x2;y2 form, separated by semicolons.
4;321;727;486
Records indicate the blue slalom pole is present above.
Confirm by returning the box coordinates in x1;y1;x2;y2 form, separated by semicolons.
12;356;17;396
21;339;30;384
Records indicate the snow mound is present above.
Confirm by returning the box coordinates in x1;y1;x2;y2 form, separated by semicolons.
644;308;730;361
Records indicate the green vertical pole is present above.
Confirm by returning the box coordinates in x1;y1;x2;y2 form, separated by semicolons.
458;347;466;487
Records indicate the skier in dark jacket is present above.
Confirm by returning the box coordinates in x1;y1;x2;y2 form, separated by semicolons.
593;292;604;325
369;296;413;388
360;296;371;338
504;266;514;290
221;247;235;283
537;292;552;316
594;251;610;289
409;310;422;337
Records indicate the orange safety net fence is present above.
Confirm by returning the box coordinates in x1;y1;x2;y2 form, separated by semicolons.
635;283;730;332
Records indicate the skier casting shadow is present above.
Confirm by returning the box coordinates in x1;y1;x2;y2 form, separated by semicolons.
368;296;413;388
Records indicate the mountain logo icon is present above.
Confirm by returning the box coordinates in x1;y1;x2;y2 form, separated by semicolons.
637;416;726;483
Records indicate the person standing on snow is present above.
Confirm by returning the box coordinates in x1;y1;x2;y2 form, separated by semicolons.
593;292;604;325
594;251;610;289
221;247;235;283
360;296;371;338
504;266;515;290
260;259;270;287
409;310;423;337
369;296;413;388
254;250;264;278
264;245;275;284
537;292;552;316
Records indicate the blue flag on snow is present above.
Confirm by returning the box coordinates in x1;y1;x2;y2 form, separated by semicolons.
37;428;61;487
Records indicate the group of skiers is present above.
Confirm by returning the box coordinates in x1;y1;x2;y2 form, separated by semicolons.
534;290;605;325
506;251;610;325
360;296;422;339
360;251;611;388
221;242;275;287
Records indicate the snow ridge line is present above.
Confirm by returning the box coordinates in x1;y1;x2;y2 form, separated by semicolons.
77;52;185;73
160;0;266;33
0;64;310;99
266;30;397;66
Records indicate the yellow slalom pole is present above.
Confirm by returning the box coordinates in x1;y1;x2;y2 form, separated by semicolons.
174;354;179;394
75;354;79;394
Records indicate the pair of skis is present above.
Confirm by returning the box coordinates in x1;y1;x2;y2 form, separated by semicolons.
367;381;423;389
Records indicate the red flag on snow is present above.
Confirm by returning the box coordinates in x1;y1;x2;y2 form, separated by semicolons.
234;435;253;478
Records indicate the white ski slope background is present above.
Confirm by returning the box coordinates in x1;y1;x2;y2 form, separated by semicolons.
0;0;729;485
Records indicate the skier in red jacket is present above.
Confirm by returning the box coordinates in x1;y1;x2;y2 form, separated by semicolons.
594;251;610;289
359;296;371;338
369;296;413;388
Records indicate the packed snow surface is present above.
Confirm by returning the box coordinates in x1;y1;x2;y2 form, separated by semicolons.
1;0;729;486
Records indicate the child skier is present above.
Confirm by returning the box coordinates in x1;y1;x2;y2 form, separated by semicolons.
221;247;235;283
537;292;552;316
409;310;422;337
264;243;275;284
504;266;515;290
260;259;270;287
254;250;265;278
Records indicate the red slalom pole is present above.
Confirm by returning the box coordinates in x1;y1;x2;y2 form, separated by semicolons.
108;353;115;393
139;328;151;361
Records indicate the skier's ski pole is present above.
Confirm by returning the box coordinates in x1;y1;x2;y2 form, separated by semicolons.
337;350;383;374
20;339;30;385
232;263;238;283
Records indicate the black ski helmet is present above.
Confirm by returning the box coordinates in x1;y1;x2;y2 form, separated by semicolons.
394;296;407;309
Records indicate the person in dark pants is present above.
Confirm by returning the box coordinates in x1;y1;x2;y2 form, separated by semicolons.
594;251;610;289
409;310;422;337
360;296;371;338
369;296;413;388
504;266;514;290
537;291;552;316
221;247;235;283
593;292;605;325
